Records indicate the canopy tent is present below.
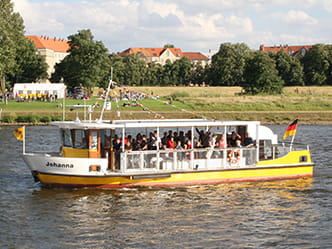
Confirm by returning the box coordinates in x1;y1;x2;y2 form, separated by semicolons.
13;83;66;99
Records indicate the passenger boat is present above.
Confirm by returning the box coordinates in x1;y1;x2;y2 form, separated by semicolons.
22;117;314;188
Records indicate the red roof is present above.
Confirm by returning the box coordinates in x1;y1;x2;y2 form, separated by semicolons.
26;35;70;53
259;44;313;56
183;52;209;61
118;47;184;57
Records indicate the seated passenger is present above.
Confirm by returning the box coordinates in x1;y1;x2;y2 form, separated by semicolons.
235;139;242;148
140;135;148;150
175;140;183;150
243;132;254;148
124;141;132;152
229;132;241;147
166;136;175;149
184;140;192;149
218;134;227;149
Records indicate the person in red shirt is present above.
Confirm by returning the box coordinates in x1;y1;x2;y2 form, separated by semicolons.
166;136;175;149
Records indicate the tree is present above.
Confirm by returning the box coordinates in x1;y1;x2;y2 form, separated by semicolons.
0;0;21;77
241;51;284;94
301;44;331;85
51;29;111;92
109;54;126;85
0;0;47;90
208;43;252;86
271;51;304;86
145;62;163;86
170;57;192;85
122;54;147;86
326;45;332;85
7;37;48;83
189;61;206;85
164;44;175;48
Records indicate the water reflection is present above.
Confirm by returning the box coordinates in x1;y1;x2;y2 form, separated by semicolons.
13;179;315;248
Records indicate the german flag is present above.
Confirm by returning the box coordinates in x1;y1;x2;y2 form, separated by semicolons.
283;119;298;140
13;126;25;141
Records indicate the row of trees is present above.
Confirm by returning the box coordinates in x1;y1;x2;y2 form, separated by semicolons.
52;30;332;95
2;0;332;95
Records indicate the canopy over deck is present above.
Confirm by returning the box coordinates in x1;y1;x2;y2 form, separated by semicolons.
51;119;261;130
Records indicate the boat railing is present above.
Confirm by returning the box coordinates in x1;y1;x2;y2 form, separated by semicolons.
274;142;310;159
119;147;257;173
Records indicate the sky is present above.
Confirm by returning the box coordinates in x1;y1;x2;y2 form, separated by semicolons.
12;0;332;54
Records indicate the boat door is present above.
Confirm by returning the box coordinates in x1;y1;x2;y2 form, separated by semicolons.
89;129;101;158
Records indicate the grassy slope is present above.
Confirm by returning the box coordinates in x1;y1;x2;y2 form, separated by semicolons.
1;86;331;124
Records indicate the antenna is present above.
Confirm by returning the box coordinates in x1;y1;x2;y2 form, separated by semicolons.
99;67;113;122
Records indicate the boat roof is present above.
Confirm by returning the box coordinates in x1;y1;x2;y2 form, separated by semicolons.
51;119;260;129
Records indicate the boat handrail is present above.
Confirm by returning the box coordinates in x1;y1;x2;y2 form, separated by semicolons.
118;147;258;173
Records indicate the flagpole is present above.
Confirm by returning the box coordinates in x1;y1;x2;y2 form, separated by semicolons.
290;131;297;151
23;126;26;155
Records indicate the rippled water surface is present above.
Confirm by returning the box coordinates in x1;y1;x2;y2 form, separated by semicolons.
0;125;331;249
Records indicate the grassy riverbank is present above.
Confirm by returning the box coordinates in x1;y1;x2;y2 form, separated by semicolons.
1;86;331;124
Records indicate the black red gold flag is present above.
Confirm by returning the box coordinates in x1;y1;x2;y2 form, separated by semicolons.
283;119;298;140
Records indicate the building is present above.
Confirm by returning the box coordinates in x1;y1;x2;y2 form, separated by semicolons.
259;44;313;57
182;52;210;67
118;47;210;66
26;35;70;78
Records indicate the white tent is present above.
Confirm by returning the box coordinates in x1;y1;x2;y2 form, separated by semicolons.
13;83;66;98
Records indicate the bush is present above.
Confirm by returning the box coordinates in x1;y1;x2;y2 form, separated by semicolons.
2;115;16;123
40;116;52;123
16;115;40;123
51;116;62;121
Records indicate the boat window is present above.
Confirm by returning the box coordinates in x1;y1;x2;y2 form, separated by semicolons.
90;131;98;150
62;129;73;147
259;139;272;160
72;129;88;149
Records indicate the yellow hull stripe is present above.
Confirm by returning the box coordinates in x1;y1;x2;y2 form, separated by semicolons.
37;165;313;187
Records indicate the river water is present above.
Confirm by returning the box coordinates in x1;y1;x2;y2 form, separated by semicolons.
0;125;331;249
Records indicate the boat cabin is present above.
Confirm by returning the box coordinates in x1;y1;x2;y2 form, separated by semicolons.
54;119;279;173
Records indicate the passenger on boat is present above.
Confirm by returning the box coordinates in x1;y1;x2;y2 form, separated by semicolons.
229;132;241;147
125;140;133;152
140;135;149;150
113;137;122;152
185;130;192;143
196;128;211;148
113;137;122;169
217;134;227;149
211;134;218;147
176;131;186;146
235;139;242;148
166;136;175;149
184;140;193;159
149;130;161;150
167;130;173;141
175;140;183;150
161;132;168;146
243;132;254;148
184;139;192;149
175;140;184;160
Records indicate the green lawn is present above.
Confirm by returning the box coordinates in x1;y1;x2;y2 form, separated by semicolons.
1;86;331;124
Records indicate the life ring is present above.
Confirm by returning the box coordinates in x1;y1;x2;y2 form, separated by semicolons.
228;149;240;164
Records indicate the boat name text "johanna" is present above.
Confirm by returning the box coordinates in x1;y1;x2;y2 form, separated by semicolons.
46;162;74;168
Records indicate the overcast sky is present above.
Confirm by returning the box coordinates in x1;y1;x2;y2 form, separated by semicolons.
13;0;332;54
